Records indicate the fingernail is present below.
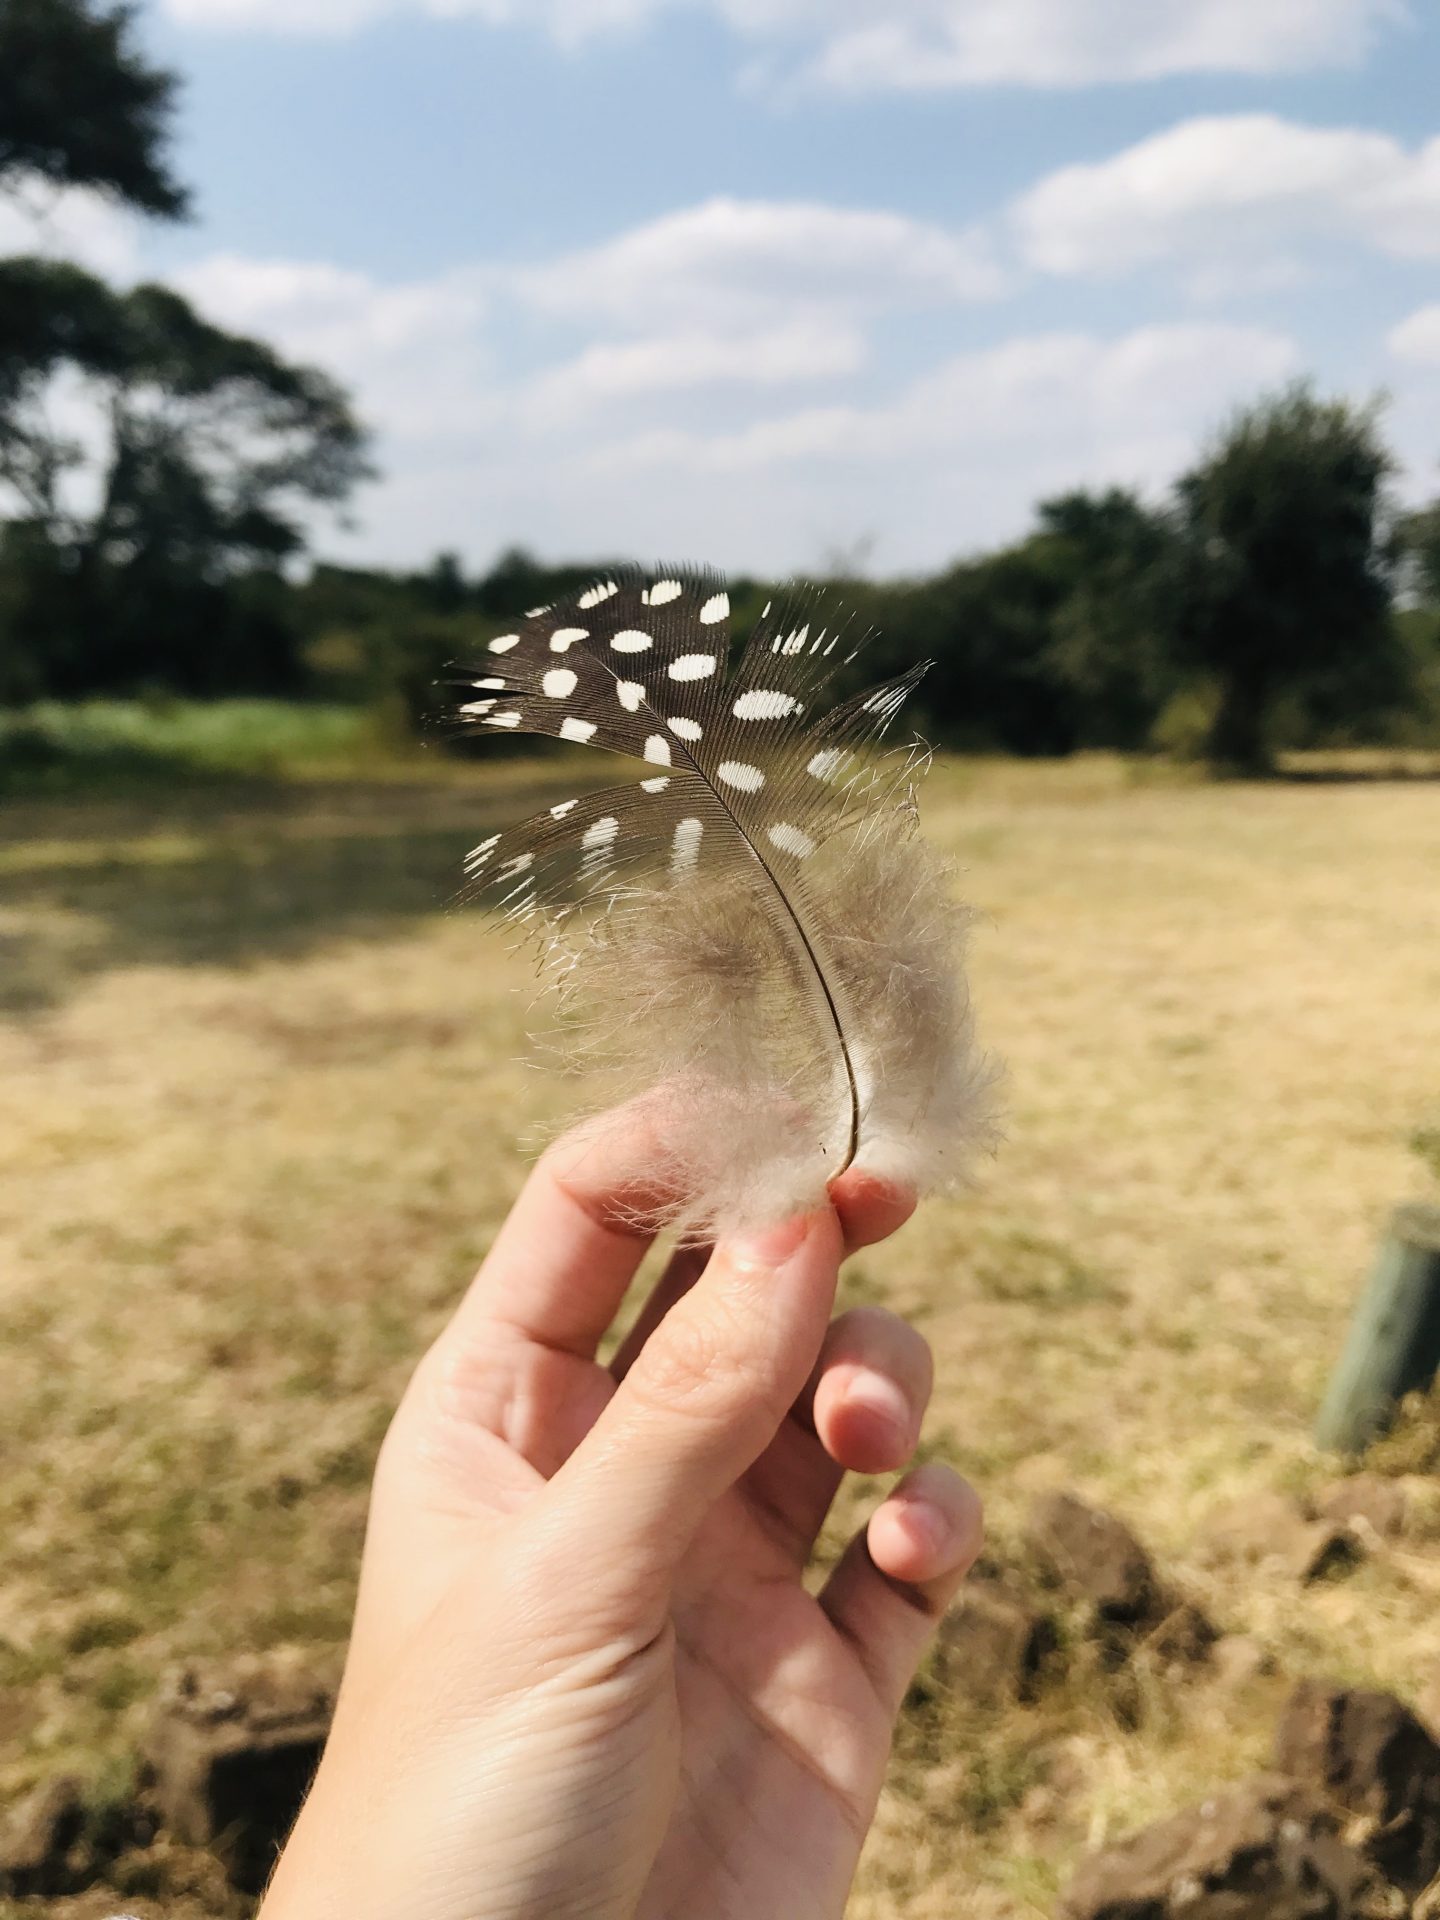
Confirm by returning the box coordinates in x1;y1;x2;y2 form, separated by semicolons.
731;1212;814;1270
895;1495;954;1561
847;1374;913;1448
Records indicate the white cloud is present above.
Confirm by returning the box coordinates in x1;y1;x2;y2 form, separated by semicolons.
159;0;1407;87
169;197;993;447
792;0;1404;90
1012;114;1440;284
0;185;139;278
307;317;1301;576
172;254;497;437
524;319;864;422
160;200;1306;573
1389;307;1440;368
604;323;1299;476
513;197;1006;329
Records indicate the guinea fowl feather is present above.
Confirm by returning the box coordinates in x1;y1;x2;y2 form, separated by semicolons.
452;565;998;1235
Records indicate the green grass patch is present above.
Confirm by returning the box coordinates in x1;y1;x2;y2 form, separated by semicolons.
0;699;394;795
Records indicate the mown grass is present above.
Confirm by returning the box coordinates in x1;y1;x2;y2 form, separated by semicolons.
2;741;1440;1915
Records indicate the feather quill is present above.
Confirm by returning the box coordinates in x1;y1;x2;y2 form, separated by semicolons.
452;565;997;1234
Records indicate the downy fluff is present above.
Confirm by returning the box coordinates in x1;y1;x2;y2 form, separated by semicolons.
454;566;997;1235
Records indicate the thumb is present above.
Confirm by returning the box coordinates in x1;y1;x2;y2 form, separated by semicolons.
543;1208;842;1618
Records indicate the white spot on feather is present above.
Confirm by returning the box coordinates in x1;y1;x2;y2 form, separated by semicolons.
640;776;669;792
611;629;652;653
733;689;799;720
499;853;533;877
473;675;505;690
560;716;597;743
582;816;619;850
464;835;499;870
779;625;809;656
668;717;703;741
671;817;703;874
549;627;588;652
717;760;764;791
486;710;522;728
550;798;578;818
488;633;521;654
525;604;551;618
807;748;845;779
542;668;577;698
459;699;496;716
645;578;683;605
644;734;671;766
668;653;716;682
578;581;618;609
617;680;645;711
766;822;816;858
699;593;729;625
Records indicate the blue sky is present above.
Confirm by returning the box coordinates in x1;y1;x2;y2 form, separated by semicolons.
8;0;1440;575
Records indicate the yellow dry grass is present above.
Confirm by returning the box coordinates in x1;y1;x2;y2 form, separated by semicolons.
2;752;1439;1916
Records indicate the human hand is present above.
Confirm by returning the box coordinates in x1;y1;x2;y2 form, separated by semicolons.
259;1104;983;1920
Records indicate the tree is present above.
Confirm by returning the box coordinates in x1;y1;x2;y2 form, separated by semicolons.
0;262;371;693
1397;500;1440;607
0;0;374;699
0;0;187;215
1171;385;1400;772
853;489;1178;756
1031;489;1180;750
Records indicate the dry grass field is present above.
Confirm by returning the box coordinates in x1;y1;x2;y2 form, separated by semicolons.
2;750;1440;1915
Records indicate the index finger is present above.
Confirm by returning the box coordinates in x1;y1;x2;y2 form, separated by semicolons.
443;1099;678;1360
609;1165;917;1381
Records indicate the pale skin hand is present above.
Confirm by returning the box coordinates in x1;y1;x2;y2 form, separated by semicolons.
259;1107;983;1920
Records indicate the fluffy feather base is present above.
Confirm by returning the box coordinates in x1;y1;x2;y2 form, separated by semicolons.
533;809;1000;1238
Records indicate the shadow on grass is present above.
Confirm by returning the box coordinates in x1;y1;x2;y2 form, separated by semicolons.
0;769;597;1014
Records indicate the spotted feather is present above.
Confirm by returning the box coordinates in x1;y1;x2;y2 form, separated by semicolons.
451;565;996;1235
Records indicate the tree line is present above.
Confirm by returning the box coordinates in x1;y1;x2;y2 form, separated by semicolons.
3;0;1439;773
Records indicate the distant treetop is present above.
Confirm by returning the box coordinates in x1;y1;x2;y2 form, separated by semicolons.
0;0;189;218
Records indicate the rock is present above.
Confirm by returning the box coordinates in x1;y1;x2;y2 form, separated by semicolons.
143;1649;336;1894
936;1579;1058;1706
1275;1679;1440;1892
1317;1474;1408;1541
1197;1492;1364;1584
0;1774;86;1895
1059;1774;1402;1919
1027;1492;1157;1623
1141;1595;1221;1668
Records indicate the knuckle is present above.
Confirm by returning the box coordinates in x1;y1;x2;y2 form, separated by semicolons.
830;1305;932;1380
829;1304;901;1350
631;1301;781;1427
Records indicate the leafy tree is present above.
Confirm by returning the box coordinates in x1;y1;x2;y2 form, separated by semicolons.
0;261;371;693
1397;500;1440;607
1171;385;1401;772
855;490;1177;756
0;0;187;215
1031;489;1180;749
0;0;374;700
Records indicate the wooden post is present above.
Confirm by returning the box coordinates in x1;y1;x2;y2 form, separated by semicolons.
1316;1204;1440;1456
